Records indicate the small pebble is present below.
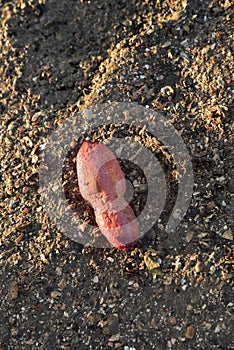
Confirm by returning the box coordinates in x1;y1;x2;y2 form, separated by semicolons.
92;276;99;283
107;257;114;263
222;230;233;240
55;267;62;275
58;278;66;289
186;231;193;243
205;323;212;330
185;325;195;339
50;290;61;298
161;41;171;48
108;334;120;342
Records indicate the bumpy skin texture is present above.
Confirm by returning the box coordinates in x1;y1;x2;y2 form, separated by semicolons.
77;141;139;250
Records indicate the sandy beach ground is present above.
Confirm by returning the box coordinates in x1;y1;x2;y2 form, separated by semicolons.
0;1;233;349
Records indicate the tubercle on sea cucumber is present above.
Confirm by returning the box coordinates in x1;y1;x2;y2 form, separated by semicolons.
77;141;139;250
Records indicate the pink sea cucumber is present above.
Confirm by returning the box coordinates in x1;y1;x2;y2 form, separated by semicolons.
77;141;139;250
